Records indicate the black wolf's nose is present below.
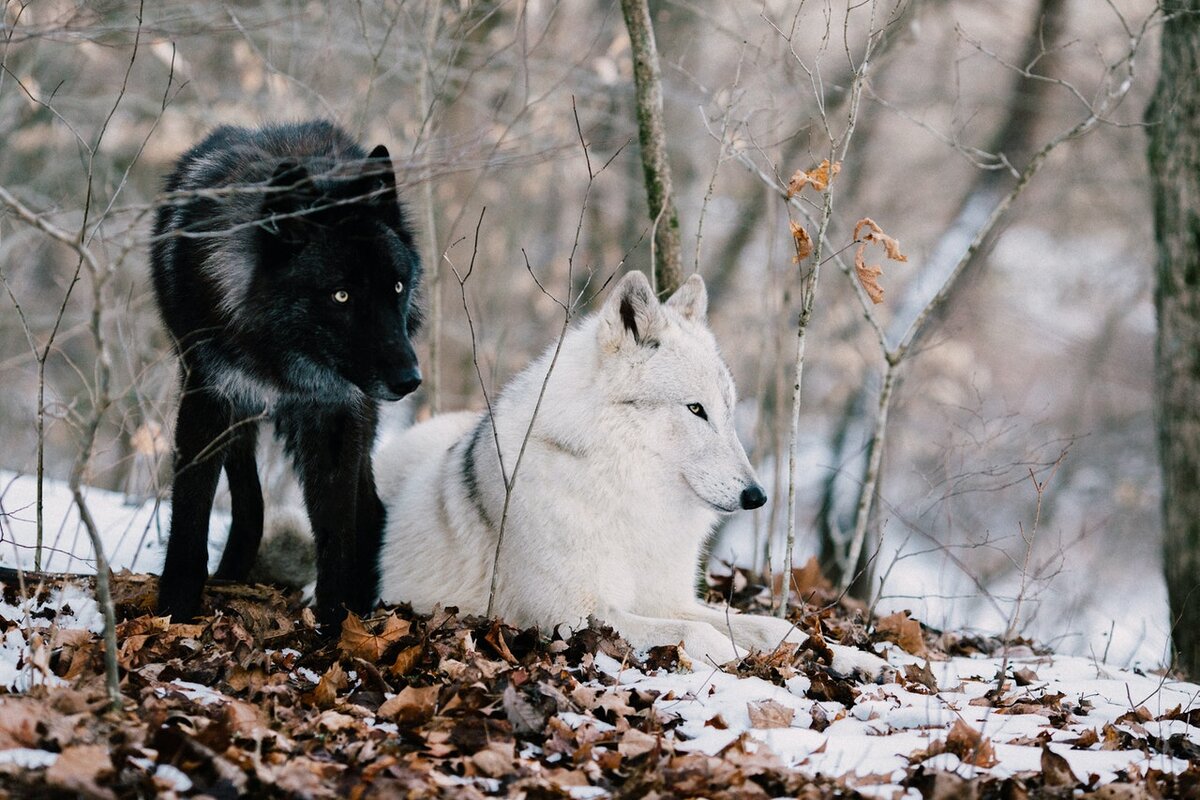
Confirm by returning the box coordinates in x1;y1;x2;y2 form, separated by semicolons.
740;484;767;510
388;368;422;398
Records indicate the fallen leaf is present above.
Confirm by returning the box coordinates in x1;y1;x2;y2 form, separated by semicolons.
313;661;348;709
504;684;547;734
1013;667;1040;686
338;612;410;662
1041;743;1079;786
378;684;440;725
44;744;115;800
903;660;939;693
618;728;659;758
388;644;423;677
790;556;833;595
787;159;841;196
875;610;927;657
944;719;998;768
747;699;794;729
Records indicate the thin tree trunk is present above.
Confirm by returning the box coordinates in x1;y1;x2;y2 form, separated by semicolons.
818;0;1069;591
620;0;683;297
1147;0;1200;677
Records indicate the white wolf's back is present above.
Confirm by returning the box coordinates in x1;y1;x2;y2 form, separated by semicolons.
374;411;479;499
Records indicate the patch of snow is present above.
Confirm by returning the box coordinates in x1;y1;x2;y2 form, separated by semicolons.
154;763;193;792
0;469;229;576
0;748;58;769
595;648;1200;791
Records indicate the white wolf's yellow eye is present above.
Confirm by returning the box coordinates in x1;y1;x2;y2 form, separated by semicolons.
333;289;349;303
687;402;708;421
395;281;404;294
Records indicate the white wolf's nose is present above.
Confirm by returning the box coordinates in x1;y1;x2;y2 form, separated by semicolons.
740;484;767;510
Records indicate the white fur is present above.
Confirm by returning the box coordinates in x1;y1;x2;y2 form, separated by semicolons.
375;271;887;676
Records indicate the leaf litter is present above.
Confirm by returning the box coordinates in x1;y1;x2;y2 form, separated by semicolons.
0;568;1197;799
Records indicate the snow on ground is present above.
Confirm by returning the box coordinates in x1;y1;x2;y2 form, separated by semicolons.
0;469;229;576
590;647;1200;796
2;469;1197;792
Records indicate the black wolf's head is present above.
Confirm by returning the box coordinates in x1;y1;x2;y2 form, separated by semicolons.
243;145;422;403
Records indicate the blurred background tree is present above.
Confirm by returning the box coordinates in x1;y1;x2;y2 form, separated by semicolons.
1148;0;1200;676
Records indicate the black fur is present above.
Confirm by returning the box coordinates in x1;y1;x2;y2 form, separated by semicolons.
150;120;422;627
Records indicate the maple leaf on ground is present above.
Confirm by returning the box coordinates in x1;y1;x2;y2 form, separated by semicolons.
44;744;115;800
852;217;908;304
787;159;842;196
338;611;410;662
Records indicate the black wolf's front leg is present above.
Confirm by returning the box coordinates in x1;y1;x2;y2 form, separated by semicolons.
288;407;373;627
157;377;234;621
214;421;263;581
352;407;383;614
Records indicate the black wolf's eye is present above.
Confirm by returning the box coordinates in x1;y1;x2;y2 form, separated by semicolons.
687;402;708;420
332;289;350;304
395;281;404;294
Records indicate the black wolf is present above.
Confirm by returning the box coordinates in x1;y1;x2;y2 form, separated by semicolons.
150;120;422;626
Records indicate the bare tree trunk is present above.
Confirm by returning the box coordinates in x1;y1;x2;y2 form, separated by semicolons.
620;0;683;297
1147;0;1200;677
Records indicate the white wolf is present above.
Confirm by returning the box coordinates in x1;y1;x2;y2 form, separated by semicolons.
369;270;882;674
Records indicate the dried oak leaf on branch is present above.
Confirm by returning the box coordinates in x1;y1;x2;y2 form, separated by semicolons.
790;220;813;263
787;159;841;196
853;217;908;304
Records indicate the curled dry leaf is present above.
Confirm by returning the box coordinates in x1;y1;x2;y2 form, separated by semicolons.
787;159;842;196
790;220;813;262
852;217;908;304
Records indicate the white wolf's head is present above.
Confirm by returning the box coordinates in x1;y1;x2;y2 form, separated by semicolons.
595;271;766;514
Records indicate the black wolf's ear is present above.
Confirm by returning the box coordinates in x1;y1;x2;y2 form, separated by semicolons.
355;144;398;206
599;271;663;351
665;273;707;322
262;161;317;243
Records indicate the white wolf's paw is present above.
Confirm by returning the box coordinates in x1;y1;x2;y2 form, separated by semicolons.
828;642;895;682
679;627;749;671
247;507;317;589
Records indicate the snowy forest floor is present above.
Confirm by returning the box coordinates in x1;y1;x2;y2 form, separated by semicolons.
1;473;1199;798
0;570;1198;798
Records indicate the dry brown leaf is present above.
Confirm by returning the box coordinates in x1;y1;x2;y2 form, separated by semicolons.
945;719;998;768
504;685;546;734
852;218;908;304
747;699;795;729
791;556;833;595
618;728;659;759
875;611;927;657
595;689;636;718
338;612;410;662
1013;667;1040;686
471;741;516;778
1040;744;1079;786
45;744;115;800
313;661;348;709
388;644;423;677
790;220;813;262
787;159;842;196
377;684;440;725
903;660;939;693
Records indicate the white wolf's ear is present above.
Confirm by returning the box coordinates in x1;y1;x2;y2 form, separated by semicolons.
665;273;707;322
599;271;663;350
